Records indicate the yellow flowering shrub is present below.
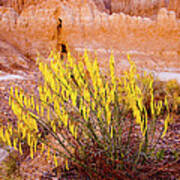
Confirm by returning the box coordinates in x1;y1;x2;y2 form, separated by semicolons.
0;49;179;178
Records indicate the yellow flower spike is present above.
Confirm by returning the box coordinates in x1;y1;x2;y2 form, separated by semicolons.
15;86;19;99
149;79;153;89
71;90;77;107
38;85;43;95
46;88;51;103
49;50;54;59
162;114;169;138
78;61;85;78
107;110;111;126
67;52;74;68
38;62;44;73
19;142;23;155
52;123;56;133
63;113;68;127
5;130;12;147
74;126;78;139
9;96;12;107
69;122;74;135
73;67;81;87
110;126;113;138
13;138;18;151
110;87;115;103
65;159;69;170
109;52;116;87
84;87;90;103
51;121;56;133
97;75;103;89
150;93;155;117
143;71;147;77
23;113;29;126
18;90;23;105
10;86;14;96
105;103;109;113
0;127;6;142
142;107;148;136
127;54;131;62
84;50;91;71
29;111;39;121
83;49;88;59
15;103;22;118
58;121;62;128
83;105;87;120
34;139;37;153
99;85;105;97
137;98;143;112
97;106;102;121
54;154;58;167
93;84;98;100
135;85;141;95
54;100;60;116
135;109;141;124
50;62;55;74
91;101;96;111
164;96;169;112
53;53;58;61
66;88;71;101
8;124;13;136
44;63;48;74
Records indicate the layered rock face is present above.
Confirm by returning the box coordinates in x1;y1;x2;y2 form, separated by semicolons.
58;1;180;66
110;0;180;17
2;0;180;17
0;0;179;74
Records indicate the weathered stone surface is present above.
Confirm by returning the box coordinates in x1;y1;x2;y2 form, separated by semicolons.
0;0;179;74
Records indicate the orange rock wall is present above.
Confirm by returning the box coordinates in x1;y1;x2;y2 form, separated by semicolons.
60;2;180;58
0;0;179;62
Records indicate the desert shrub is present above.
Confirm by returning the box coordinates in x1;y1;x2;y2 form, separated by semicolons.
0;50;179;179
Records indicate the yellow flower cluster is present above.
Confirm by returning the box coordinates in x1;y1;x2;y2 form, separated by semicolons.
116;55;171;137
0;49;175;169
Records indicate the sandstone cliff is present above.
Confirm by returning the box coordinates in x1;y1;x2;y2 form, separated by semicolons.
0;0;179;73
